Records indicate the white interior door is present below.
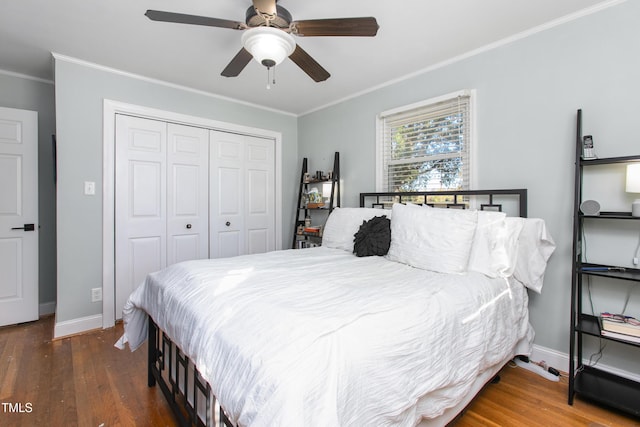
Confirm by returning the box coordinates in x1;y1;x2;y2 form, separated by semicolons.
115;115;167;319
167;123;209;264
210;130;275;258
0;106;38;327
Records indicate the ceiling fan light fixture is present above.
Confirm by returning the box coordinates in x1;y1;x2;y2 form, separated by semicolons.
241;27;295;68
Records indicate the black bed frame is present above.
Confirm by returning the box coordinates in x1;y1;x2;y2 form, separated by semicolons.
148;188;528;427
360;189;527;217
148;318;233;427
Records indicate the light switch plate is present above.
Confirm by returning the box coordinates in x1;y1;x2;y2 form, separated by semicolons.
84;181;96;195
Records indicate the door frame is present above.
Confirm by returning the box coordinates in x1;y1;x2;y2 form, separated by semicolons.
102;99;283;328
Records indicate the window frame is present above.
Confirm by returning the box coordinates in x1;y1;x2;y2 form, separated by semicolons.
375;89;477;192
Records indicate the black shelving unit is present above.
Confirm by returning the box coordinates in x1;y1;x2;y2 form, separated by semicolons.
291;152;340;249
568;109;640;417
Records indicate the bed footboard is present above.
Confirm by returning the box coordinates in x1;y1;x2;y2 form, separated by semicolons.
148;316;233;427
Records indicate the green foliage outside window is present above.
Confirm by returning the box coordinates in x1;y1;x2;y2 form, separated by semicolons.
388;112;465;193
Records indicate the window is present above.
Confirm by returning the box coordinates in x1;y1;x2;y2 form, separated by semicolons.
376;90;474;193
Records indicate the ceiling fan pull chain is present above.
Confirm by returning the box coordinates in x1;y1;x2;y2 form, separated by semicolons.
266;65;277;90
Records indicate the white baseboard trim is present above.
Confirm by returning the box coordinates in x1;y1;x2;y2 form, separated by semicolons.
531;343;640;383
54;314;103;339
530;344;568;373
39;301;56;316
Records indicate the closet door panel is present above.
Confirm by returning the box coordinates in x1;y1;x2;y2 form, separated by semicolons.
167;124;209;265
115;115;167;319
244;137;275;255
209;131;245;258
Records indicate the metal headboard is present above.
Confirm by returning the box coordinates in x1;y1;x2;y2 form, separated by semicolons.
359;189;528;218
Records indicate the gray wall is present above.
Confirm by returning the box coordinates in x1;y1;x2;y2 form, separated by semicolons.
54;59;298;322
298;0;640;364
0;72;57;307
15;0;639;368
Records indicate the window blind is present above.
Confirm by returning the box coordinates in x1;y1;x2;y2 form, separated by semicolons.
379;93;471;193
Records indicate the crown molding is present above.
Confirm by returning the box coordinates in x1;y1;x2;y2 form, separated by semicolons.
0;68;54;85
300;0;627;116
51;52;297;117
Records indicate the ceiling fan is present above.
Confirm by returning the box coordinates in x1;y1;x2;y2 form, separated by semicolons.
145;0;379;83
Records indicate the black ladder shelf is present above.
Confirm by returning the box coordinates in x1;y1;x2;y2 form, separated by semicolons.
568;108;640;418
292;152;340;249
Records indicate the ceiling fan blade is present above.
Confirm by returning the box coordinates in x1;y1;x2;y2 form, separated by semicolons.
145;10;245;30
221;48;254;77
289;44;330;82
251;0;277;16
291;17;379;37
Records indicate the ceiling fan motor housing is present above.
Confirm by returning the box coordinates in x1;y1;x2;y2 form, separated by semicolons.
245;5;292;28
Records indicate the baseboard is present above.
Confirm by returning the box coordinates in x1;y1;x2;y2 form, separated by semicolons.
39;301;56;316
531;343;640;383
54;313;103;339
530;344;568;373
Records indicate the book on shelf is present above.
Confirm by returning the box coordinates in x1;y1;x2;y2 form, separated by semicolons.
600;329;640;344
600;312;640;338
303;226;322;236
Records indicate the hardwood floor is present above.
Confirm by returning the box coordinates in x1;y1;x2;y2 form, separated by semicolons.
458;364;639;427
0;316;174;427
1;316;638;426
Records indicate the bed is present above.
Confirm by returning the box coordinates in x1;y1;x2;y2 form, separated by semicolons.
115;189;555;427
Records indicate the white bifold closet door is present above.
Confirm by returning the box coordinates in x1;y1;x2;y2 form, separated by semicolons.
115;115;209;319
209;130;275;258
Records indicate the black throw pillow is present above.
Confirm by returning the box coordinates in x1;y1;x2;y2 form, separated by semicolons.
353;215;391;257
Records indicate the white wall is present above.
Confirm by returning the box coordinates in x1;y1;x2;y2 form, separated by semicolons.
54;58;298;325
0;72;57;312
297;0;640;370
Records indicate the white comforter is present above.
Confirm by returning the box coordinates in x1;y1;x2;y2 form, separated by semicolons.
117;247;532;427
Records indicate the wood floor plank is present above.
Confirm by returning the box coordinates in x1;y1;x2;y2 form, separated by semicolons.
21;323;50;426
1;316;639;426
71;338;93;427
0;322;24;401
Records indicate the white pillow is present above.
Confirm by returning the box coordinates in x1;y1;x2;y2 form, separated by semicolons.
322;207;391;252
467;210;509;278
511;218;556;293
497;216;525;277
386;203;478;274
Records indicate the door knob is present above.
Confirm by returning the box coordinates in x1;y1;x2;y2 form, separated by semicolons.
225;221;231;227
11;224;35;231
186;224;192;229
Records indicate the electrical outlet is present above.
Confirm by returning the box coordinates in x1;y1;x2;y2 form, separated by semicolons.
91;287;102;302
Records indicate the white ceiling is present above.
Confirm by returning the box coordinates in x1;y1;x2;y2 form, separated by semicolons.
0;0;618;115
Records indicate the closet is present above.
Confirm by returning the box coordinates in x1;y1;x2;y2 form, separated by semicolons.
114;115;275;318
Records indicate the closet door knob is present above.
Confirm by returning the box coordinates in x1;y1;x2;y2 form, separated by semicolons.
225;221;231;227
186;224;192;229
